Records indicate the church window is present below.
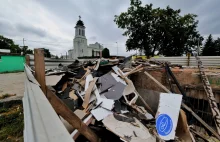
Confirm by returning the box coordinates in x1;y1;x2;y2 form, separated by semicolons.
79;29;81;35
82;30;84;36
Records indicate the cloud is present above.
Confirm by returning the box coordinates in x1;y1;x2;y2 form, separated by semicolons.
0;19;16;36
16;23;47;37
88;36;97;41
0;0;220;56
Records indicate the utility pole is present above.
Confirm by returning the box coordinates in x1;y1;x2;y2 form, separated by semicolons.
116;42;118;57
66;51;67;59
197;38;200;56
23;38;25;47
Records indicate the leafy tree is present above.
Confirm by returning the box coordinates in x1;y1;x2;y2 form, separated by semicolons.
44;48;51;58
26;49;33;54
202;35;220;56
21;46;33;55
102;48;110;58
214;38;220;56
114;0;203;57
92;50;94;57
0;35;21;53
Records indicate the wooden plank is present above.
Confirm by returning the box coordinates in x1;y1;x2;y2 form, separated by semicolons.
82;77;98;108
25;55;30;66
118;70;155;116
69;90;78;100
34;48;99;142
34;48;46;94
176;109;194;142
46;87;99;142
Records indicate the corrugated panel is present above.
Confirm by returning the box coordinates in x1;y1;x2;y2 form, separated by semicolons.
28;54;75;69
23;65;74;142
151;56;220;67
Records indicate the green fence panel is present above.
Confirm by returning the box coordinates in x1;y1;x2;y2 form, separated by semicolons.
0;56;25;73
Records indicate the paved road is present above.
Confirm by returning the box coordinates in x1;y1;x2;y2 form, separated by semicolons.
0;72;24;100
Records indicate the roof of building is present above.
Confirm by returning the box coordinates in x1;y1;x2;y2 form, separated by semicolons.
76;20;85;27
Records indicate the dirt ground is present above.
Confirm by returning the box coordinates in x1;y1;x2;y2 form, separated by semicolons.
0;72;24;101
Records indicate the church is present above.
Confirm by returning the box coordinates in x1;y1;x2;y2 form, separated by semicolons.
68;16;104;59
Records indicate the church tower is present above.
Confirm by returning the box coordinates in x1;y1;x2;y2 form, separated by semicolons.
73;16;88;59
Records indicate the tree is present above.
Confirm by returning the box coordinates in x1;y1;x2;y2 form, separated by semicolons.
114;0;203;57
92;50;94;57
44;48;51;58
202;35;220;56
21;46;33;55
214;38;220;56
102;48;110;58
0;35;21;53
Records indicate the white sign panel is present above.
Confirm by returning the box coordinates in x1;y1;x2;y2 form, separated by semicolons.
156;93;182;140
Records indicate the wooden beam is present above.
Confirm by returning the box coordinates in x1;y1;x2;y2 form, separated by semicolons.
144;71;220;140
34;48;46;94
46;87;99;142
34;48;99;142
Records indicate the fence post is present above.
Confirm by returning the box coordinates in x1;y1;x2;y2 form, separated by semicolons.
25;55;30;66
34;48;46;94
187;52;191;66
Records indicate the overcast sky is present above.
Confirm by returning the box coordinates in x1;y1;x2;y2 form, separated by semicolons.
1;0;220;56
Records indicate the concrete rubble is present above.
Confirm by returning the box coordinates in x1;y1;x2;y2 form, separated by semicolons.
35;57;220;142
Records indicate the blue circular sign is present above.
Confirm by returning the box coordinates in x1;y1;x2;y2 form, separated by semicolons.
156;114;173;136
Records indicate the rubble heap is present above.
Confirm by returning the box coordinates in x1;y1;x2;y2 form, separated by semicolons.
42;57;220;142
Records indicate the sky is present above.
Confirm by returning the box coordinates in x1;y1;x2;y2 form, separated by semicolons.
1;0;220;57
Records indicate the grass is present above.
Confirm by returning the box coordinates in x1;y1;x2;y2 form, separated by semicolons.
0;104;24;142
0;94;10;99
0;94;16;100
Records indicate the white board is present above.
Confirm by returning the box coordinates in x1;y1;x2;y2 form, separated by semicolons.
156;93;182;140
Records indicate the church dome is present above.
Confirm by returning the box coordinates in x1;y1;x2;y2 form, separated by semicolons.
76;19;85;27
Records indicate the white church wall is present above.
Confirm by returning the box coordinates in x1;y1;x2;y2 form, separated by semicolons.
70;17;105;59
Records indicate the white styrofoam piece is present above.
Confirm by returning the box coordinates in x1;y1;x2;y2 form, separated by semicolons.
91;107;113;121
156;93;182;140
111;72;126;85
99;98;114;110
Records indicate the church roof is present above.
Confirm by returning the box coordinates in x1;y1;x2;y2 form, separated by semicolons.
76;20;85;27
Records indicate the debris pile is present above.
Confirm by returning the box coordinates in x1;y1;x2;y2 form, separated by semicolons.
43;57;220;142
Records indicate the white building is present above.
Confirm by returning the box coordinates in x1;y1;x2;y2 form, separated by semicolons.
68;17;103;59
